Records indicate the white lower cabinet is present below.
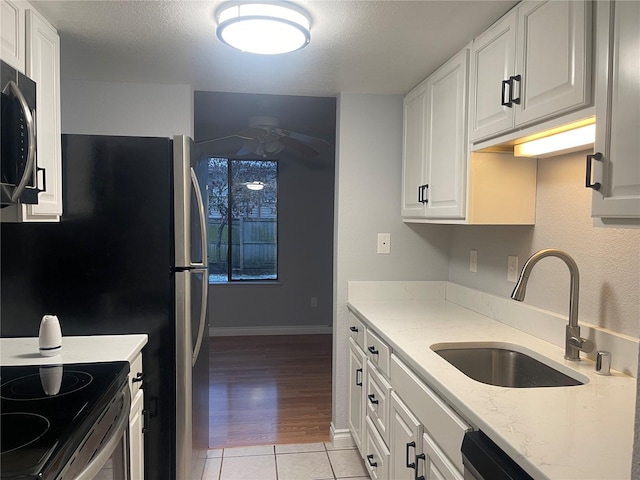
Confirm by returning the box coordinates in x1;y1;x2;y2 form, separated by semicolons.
389;392;420;480
348;337;366;451
128;352;145;479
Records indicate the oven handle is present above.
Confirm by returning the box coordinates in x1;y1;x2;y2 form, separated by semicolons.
75;388;131;480
3;80;37;202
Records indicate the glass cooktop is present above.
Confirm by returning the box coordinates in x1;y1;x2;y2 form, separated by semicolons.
0;361;129;479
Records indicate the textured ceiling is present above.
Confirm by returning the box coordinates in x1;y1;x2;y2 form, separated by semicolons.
32;0;518;97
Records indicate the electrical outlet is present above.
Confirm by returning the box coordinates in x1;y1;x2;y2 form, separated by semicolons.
470;249;478;273
377;233;391;254
507;255;519;283
311;297;318;308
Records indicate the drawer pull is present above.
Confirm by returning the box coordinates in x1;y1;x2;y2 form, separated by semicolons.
355;368;363;387
366;454;377;468
368;346;379;355
406;441;416;469
367;393;379;405
132;372;144;384
415;453;426;480
349;326;358;332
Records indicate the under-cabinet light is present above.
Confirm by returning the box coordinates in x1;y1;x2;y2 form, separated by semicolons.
514;123;596;158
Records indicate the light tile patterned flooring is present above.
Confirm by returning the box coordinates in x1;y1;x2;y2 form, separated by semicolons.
201;442;370;480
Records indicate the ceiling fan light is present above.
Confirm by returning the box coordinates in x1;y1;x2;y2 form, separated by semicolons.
216;3;310;55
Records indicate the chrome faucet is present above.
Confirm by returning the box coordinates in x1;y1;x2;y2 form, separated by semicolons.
511;248;594;361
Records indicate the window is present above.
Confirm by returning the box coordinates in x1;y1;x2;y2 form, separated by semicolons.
207;158;278;282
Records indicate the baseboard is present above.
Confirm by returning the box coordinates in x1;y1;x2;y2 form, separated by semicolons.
329;423;355;449
209;325;333;337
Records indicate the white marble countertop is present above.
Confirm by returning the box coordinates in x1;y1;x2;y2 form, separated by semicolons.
1;335;148;366
347;298;636;480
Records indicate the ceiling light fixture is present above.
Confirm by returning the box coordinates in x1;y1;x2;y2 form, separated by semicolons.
246;181;265;191
514;121;596;158
216;2;311;55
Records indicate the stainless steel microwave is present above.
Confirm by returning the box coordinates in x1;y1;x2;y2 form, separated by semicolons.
1;59;40;208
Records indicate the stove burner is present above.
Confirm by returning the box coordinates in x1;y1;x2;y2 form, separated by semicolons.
1;370;93;400
0;412;50;453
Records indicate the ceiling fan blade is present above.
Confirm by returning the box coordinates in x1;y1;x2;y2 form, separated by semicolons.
281;129;330;147
280;136;320;158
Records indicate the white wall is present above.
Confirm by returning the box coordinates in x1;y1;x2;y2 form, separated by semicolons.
332;93;451;436
449;150;640;338
61;79;193;137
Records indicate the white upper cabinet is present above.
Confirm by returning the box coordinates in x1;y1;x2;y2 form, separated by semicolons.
0;0;25;72
401;47;469;220
470;0;592;143
590;0;640;224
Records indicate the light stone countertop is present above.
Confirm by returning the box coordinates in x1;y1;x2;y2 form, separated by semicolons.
1;335;148;366
347;298;636;480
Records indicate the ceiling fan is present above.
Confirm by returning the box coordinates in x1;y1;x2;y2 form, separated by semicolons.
198;116;329;158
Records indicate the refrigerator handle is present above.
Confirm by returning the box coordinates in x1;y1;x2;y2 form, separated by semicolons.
192;269;208;367
190;167;208;267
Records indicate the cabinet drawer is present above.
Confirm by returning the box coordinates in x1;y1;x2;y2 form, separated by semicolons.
129;352;143;397
365;416;390;480
366;362;392;444
365;329;390;377
390;354;470;473
348;313;366;350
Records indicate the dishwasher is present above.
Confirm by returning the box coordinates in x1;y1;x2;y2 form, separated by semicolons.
461;431;533;480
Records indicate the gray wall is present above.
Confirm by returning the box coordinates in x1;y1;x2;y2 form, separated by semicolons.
61;79;193;137
449;150;640;338
332;93;451;434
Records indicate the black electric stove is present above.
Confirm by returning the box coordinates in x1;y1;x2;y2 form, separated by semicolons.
0;361;130;479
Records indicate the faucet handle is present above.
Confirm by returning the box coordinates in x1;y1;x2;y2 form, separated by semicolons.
568;335;594;353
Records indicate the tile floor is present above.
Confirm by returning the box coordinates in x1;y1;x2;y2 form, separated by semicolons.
201;443;370;480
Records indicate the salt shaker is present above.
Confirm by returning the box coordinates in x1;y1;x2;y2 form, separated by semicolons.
39;315;62;357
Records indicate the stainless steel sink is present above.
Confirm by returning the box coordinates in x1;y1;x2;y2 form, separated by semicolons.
432;343;586;388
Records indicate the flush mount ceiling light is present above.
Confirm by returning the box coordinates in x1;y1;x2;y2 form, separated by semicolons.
245;181;265;191
216;2;311;55
514;121;596;158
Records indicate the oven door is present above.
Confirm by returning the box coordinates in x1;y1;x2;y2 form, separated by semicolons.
461;431;533;480
57;382;131;480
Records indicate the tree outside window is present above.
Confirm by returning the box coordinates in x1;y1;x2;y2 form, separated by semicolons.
207;158;278;282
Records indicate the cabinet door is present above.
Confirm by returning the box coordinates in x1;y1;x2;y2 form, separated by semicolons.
348;338;366;452
469;10;516;141
401;81;428;217
418;432;463;480
0;0;25;72
515;1;591;126
591;0;640;221
129;389;145;480
24;9;62;220
389;392;421;480
424;48;468;219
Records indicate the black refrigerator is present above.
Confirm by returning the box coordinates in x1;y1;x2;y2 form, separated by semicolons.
0;134;210;480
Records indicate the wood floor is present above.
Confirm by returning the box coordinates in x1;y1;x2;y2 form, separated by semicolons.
208;335;333;449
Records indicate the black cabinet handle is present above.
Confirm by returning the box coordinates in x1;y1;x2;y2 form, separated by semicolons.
406;441;416;469
367;393;379;405
132;372;144;386
366;454;377;467
422;184;429;204
586;152;603;190
510;75;521;105
142;409;149;434
415;453;426;480
501;79;512;107
418;185;423;204
368;346;379;355
355;368;363;387
349;326;358;332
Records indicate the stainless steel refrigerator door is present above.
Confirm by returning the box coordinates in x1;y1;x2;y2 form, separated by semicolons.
175;268;209;480
173;135;208;269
